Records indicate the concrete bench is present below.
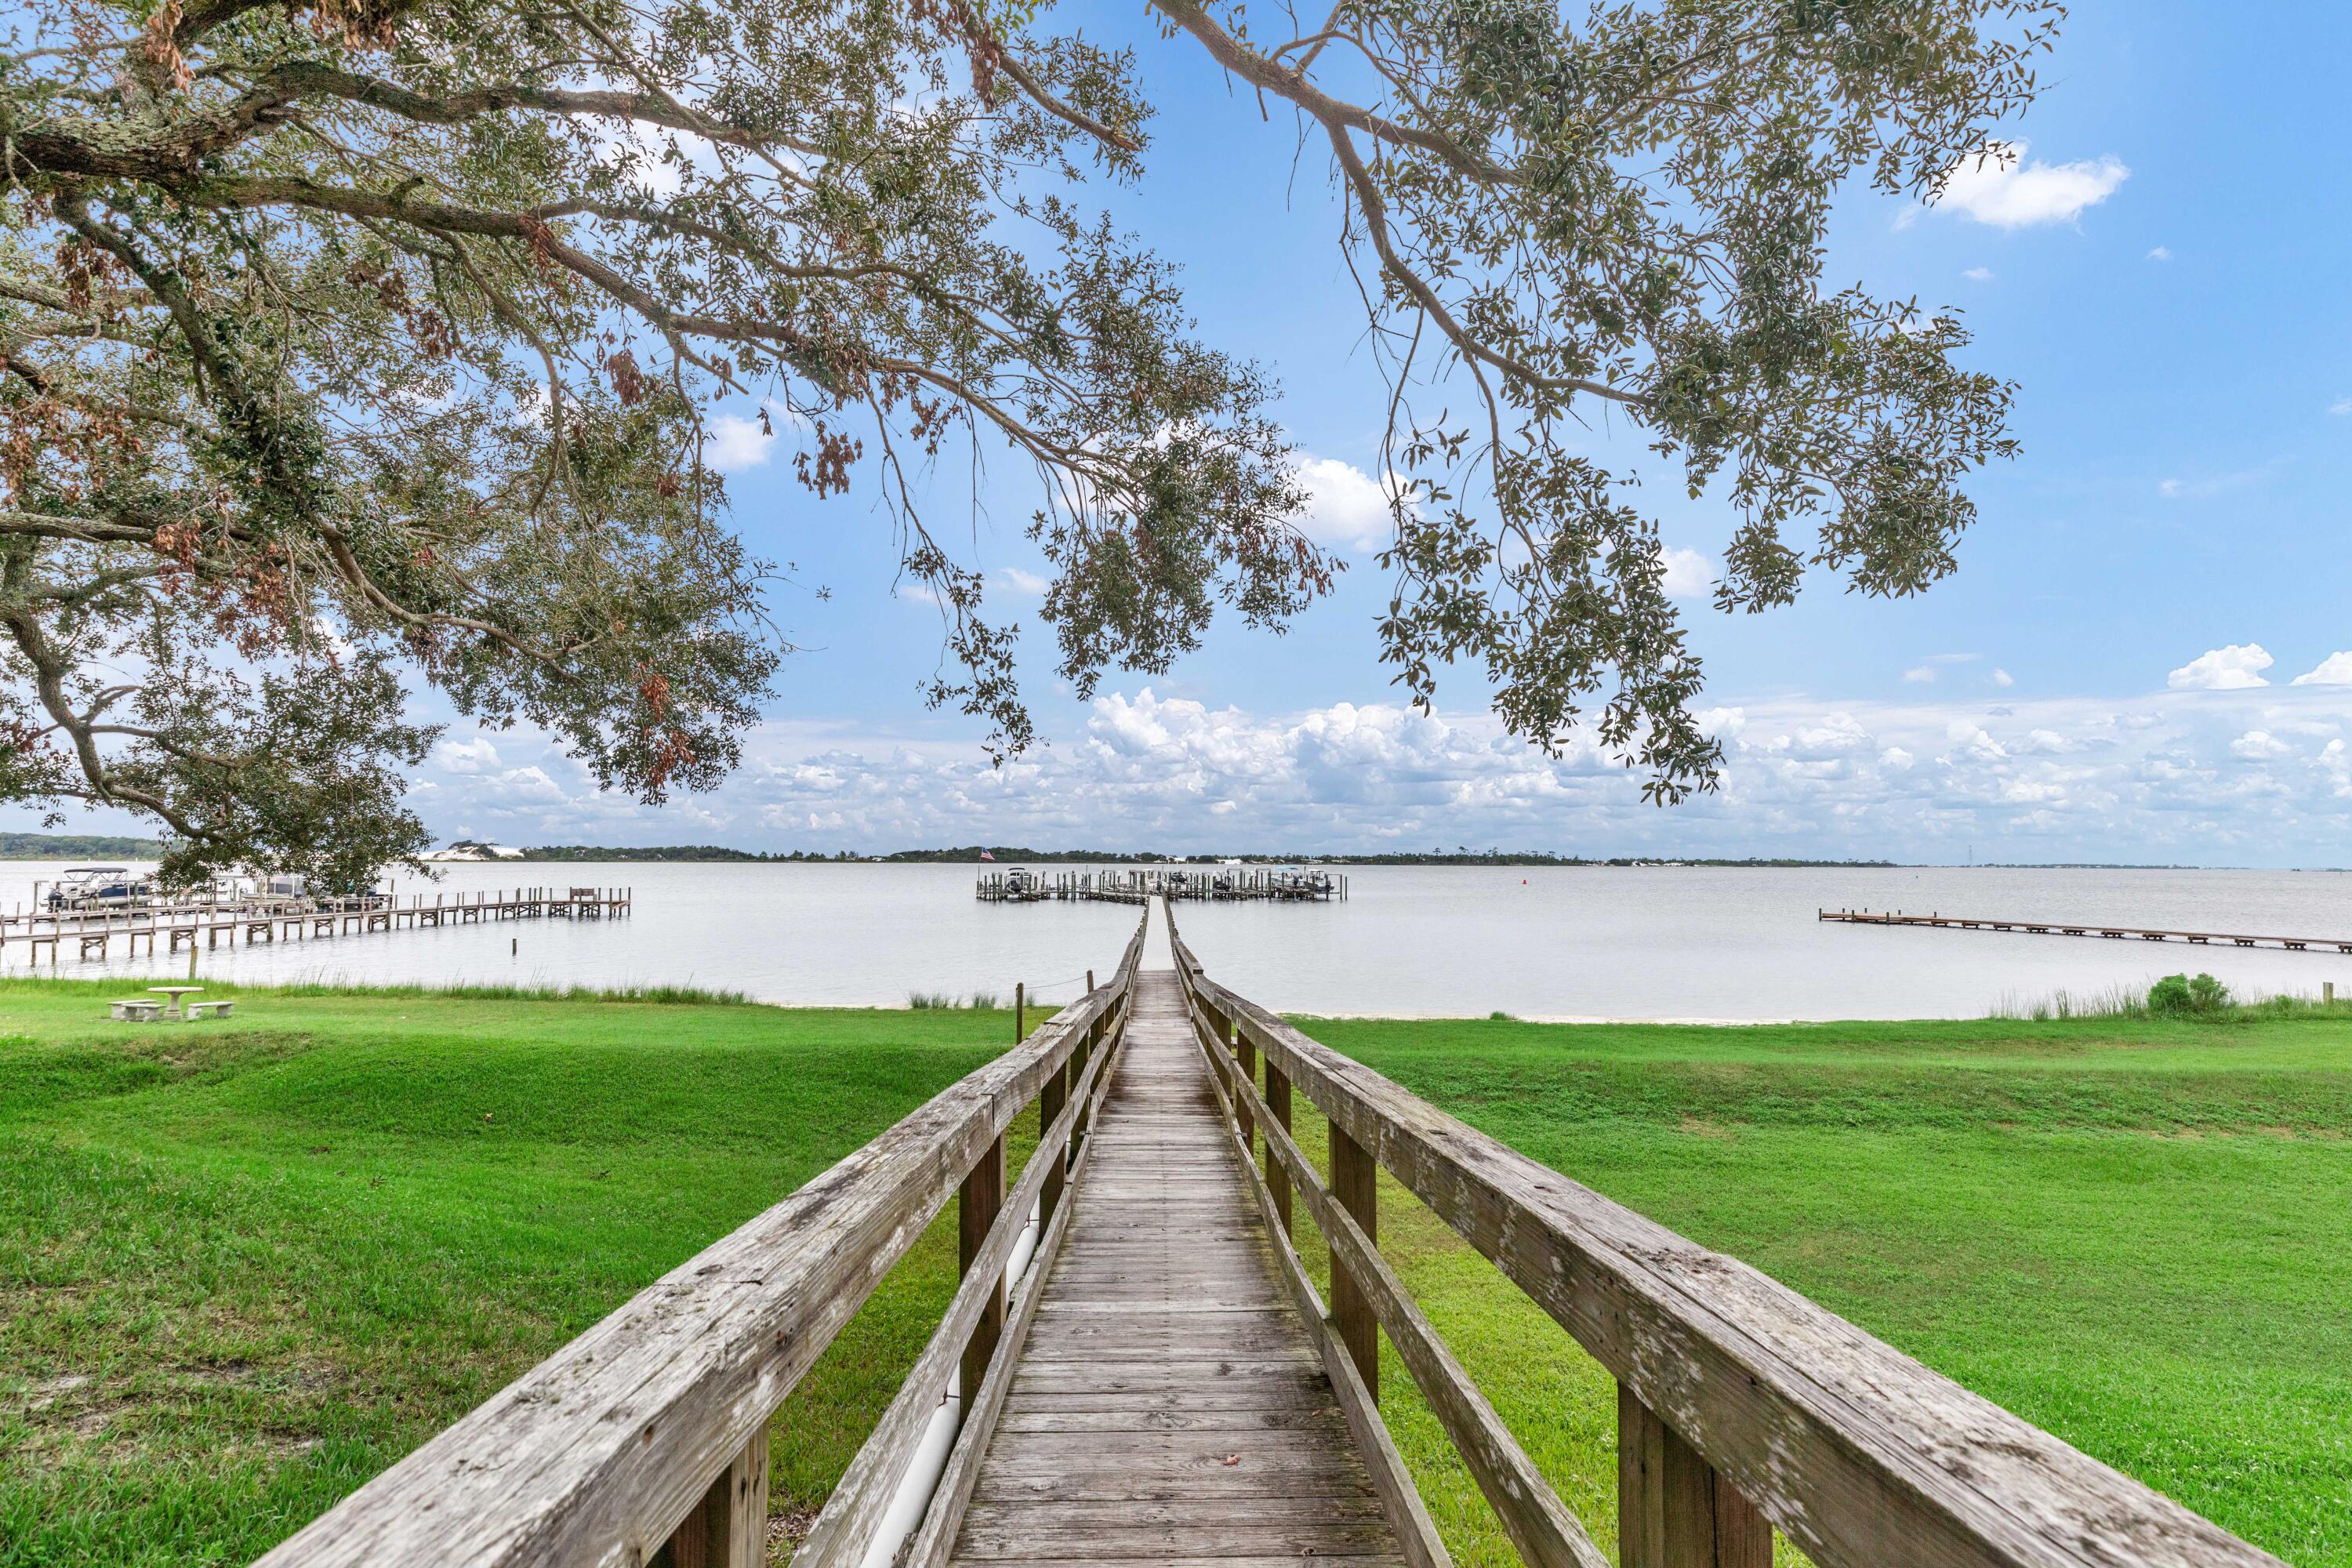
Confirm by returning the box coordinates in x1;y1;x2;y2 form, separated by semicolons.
187;1000;236;1020
109;1000;165;1022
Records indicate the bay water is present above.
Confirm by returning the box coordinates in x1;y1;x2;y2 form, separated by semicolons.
6;860;2350;1020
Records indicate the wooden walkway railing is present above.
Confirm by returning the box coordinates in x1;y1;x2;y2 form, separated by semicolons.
255;897;2286;1568
1163;906;2285;1568
254;911;1147;1568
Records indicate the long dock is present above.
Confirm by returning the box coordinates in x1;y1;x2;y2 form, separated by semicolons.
948;968;1401;1565
978;866;1346;904
260;896;2281;1568
0;885;630;967
1820;906;2352;954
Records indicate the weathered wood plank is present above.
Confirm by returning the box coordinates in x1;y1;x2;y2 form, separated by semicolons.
955;1519;1401;1558
959;1496;1382;1529
957;1134;1007;1400
1328;1123;1379;1400
993;1407;1348;1434
1621;1384;1772;1568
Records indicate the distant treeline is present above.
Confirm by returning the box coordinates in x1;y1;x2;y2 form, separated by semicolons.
0;831;162;859
0;831;2245;870
521;844;862;862
514;842;1906;868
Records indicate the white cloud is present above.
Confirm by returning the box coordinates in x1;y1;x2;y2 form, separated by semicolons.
407;680;2352;866
706;412;775;474
1927;140;2129;228
1962;267;1994;281
1659;546;1715;600
496;766;568;805
1293;456;1399;553
437;736;502;775
2292;652;2352;687
1991;668;2016;688
2332;397;2352;418
2158;466;2270;503
2147;246;2172;262
1903;666;1936;684
2168;644;2274;691
994;567;1051;595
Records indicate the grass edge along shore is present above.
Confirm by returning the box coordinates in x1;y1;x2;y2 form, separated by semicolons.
2;977;2347;1567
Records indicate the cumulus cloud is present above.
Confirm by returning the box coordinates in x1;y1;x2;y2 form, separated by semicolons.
1991;668;2016;688
1902;666;1936;684
437;736;502;775
1962;267;1994;281
412;677;2352;865
2292;652;2352;686
994;567;1051;595
705;412;775;473
496;766;569;805
2332;397;2352;418
2168;644;2274;690
1659;546;1715;600
1925;140;2129;228
1293;456;1399;552
2147;245;2172;262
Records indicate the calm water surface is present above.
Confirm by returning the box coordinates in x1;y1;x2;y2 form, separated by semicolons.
5;861;2350;1020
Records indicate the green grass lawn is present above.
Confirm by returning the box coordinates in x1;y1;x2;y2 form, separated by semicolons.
2;982;2346;1567
0;978;1047;1566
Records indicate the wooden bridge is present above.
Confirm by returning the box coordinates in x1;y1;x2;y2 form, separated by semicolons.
257;900;2283;1568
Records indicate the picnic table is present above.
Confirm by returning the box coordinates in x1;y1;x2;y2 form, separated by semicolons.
148;986;203;1019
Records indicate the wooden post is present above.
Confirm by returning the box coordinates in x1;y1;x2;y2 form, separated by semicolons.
1265;1062;1293;1236
1014;981;1025;1041
1039;1055;1069;1225
1618;1385;1771;1568
661;1425;769;1568
959;1134;1007;1398
2327;981;2336;1007
1087;968;1095;994
1329;1125;1377;1400
1229;1014;1255;1152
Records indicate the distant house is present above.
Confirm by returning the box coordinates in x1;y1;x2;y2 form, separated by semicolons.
423;839;527;862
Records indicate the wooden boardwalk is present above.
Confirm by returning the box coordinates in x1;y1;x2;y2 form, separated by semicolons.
950;968;1402;1568
259;898;2287;1568
1820;906;2352;954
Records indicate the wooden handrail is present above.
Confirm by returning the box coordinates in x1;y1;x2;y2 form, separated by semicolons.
793;977;1127;1566
1186;987;1602;1568
255;910;1148;1568
1163;909;2284;1568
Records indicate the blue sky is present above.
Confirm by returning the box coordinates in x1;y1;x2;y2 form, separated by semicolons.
27;2;2352;863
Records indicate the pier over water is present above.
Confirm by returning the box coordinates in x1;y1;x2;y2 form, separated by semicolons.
977;865;1346;904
